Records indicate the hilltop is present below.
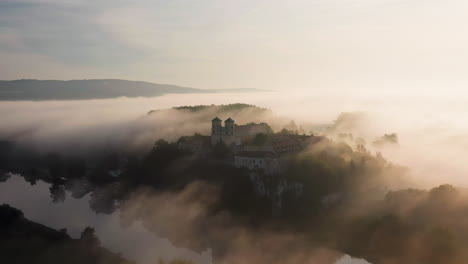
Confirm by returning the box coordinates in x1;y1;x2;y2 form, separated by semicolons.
150;103;270;115
147;104;274;129
0;79;266;101
144;104;277;141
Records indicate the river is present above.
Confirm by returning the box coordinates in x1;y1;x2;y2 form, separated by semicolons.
0;175;370;264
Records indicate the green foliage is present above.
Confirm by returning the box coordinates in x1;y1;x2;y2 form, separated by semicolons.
280;128;296;135
138;139;191;186
252;133;269;146
173;103;268;113
211;140;230;160
173;105;214;112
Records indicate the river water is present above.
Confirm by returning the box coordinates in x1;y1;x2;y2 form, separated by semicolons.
0;175;370;264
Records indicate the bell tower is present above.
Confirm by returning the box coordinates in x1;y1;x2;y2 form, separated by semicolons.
224;117;235;136
211;117;222;135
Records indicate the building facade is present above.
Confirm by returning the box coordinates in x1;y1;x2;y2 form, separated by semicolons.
211;117;237;146
211;117;274;146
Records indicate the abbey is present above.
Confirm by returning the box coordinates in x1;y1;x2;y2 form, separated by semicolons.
177;117;322;175
211;117;236;145
211;117;275;146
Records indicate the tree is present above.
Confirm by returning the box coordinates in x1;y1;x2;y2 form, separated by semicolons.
80;227;100;247
49;183;66;203
211;140;230;159
44;152;65;181
139;139;190;186
252;133;268;146
0;172;10;183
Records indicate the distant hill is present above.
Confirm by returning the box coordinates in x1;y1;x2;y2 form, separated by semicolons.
0;79;266;101
148;103;272;116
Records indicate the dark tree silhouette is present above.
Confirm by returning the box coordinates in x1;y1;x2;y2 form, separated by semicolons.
80;227;101;247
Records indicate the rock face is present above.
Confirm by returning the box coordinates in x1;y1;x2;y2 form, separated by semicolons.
0;204;135;264
249;173;304;212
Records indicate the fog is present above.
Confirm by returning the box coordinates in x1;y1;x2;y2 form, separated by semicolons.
2;90;468;263
1;90;467;187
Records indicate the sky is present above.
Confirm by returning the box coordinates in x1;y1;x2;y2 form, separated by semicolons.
1;0;468;91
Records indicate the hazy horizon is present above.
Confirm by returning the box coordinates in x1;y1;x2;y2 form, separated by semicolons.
1;0;468;92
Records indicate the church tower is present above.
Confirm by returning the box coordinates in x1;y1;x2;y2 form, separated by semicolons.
211;117;236;146
211;117;222;135
224;117;235;136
